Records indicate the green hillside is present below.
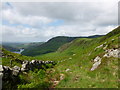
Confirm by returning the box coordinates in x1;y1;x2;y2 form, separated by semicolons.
33;26;119;88
2;45;20;52
2;42;44;52
1;26;119;88
22;35;103;56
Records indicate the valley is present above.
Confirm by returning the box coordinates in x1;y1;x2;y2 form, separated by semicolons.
1;26;119;88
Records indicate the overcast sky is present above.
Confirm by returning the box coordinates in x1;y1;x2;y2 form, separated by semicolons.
1;0;119;42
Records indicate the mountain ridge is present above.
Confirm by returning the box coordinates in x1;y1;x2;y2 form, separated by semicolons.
22;35;103;56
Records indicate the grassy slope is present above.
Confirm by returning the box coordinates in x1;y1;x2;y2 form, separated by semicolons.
1;48;51;88
22;36;79;56
1;47;34;67
22;36;103;56
1;26;119;88
34;26;119;88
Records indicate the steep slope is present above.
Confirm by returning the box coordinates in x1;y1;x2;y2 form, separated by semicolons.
21;36;81;56
22;35;103;56
34;26;119;88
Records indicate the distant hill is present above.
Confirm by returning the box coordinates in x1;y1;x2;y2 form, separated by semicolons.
2;42;44;52
22;35;103;56
2;45;20;52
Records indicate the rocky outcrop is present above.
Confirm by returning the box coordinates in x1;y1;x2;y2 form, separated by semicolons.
21;60;56;72
91;48;119;71
2;60;56;78
90;56;102;71
1;59;56;89
103;49;119;58
2;65;21;88
12;66;21;76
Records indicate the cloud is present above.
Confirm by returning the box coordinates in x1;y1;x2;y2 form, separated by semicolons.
1;1;119;42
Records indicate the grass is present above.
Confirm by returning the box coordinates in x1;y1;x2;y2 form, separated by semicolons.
2;26;120;88
33;27;119;88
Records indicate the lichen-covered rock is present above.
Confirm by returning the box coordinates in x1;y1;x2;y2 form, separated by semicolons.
12;66;21;76
103;49;119;58
91;56;102;71
21;61;30;72
93;56;101;62
94;44;103;50
12;66;20;71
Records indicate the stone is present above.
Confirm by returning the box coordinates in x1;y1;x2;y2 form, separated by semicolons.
94;44;103;50
53;81;59;86
12;66;21;76
66;68;70;72
111;39;115;41
73;54;76;56
12;66;20;71
0;65;3;72
103;45;108;50
21;68;26;72
22;63;27;69
94;56;101;62
60;74;65;80
91;56;102;71
31;60;36;64
21;61;29;72
103;49;119;58
3;66;12;71
12;70;19;76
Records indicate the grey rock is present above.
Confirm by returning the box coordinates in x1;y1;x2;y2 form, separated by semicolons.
12;70;19;76
12;66;21;76
31;60;36;64
91;56;102;71
103;49;119;58
0;65;3;72
12;66;20;71
94;56;101;62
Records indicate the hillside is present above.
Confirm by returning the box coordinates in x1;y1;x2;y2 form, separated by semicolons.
2;42;44;52
33;26;119;88
2;45;20;52
1;47;56;88
22;35;103;56
1;26;119;88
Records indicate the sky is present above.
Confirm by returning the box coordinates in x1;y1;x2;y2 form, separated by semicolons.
1;0;119;42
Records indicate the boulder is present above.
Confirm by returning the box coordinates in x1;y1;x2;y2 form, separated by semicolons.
12;66;20;71
12;70;19;76
2;66;12;80
91;56;102;71
12;66;21;76
21;61;30;72
103;49;119;58
31;60;36;64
